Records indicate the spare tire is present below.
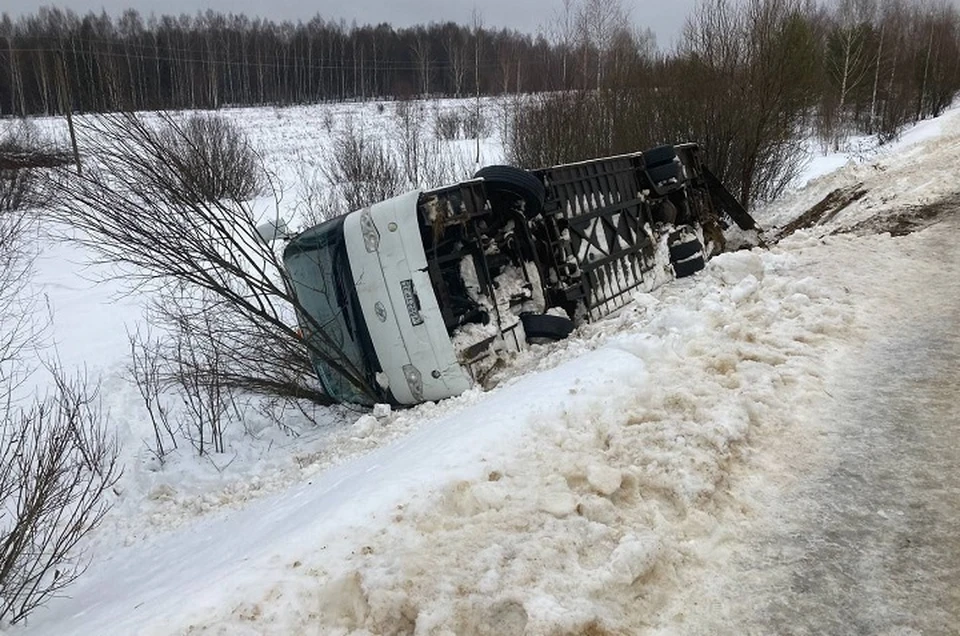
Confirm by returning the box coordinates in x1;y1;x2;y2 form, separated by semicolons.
520;313;575;342
475;165;546;218
669;239;702;262
673;255;705;278
643;144;677;168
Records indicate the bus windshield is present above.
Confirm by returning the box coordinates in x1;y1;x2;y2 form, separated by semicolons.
282;216;380;405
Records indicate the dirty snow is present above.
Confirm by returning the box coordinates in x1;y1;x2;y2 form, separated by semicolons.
652;212;960;635
755;106;960;232
6;100;960;635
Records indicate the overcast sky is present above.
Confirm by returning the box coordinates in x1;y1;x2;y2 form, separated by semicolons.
6;0;700;49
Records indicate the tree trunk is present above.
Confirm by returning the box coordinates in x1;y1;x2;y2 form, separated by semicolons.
869;21;884;131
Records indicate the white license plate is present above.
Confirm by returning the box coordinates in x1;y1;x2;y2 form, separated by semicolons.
400;279;424;326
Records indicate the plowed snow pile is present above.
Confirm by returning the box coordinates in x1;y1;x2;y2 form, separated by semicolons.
11;103;960;635
19;242;861;636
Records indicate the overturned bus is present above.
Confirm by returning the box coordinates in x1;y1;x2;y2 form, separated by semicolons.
282;143;759;406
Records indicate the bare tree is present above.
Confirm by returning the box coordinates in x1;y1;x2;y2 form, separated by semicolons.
828;0;873;136
550;0;580;89
48;112;379;405
577;0;626;89
0;371;120;625
443;28;468;96
869;0;887;131
411;31;432;97
473;9;484;164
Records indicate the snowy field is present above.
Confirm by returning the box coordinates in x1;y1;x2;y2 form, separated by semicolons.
6;100;960;634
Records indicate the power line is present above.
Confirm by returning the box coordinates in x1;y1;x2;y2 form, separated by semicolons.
4;44;551;73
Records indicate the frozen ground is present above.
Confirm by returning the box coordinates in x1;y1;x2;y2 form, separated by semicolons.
5;101;960;634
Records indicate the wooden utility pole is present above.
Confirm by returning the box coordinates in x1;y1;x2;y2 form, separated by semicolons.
473;8;482;165
56;49;82;175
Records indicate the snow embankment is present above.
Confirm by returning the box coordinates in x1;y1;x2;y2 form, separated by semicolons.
19;234;865;635
14;101;960;635
756;105;960;234
651;214;960;635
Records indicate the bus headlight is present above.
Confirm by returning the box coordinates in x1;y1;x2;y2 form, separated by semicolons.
360;209;380;252
402;364;424;402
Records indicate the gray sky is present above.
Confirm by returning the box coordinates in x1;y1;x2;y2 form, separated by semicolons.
8;0;699;49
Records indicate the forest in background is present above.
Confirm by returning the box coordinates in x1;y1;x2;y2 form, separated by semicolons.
2;0;960;206
1;9;560;115
0;0;956;121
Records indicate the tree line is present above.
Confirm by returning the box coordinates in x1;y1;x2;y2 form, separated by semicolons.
0;8;564;116
507;0;960;207
2;0;960;203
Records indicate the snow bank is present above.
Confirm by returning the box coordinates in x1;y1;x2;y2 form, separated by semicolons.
755;104;960;233
260;246;859;636
651;215;960;633
18;228;872;636
14;97;960;635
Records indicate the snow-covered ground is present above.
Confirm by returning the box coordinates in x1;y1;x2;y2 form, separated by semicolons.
652;213;960;634
7;100;960;634
755;108;960;232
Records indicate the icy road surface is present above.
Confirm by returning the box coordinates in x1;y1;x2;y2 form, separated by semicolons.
657;215;960;634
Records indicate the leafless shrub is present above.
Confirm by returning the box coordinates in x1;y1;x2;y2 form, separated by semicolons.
48;112;377;405
127;326;177;464
322;119;405;212
393;101;474;189
0;370;120;625
125;282;325;456
321;109;335;133
507;91;609;168
0;120;68;212
0;167;38;213
461;104;489;139
0;206;40;396
434;109;462;140
168;301;236;456
159;113;263;203
156;286;325;405
300;105;474;230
